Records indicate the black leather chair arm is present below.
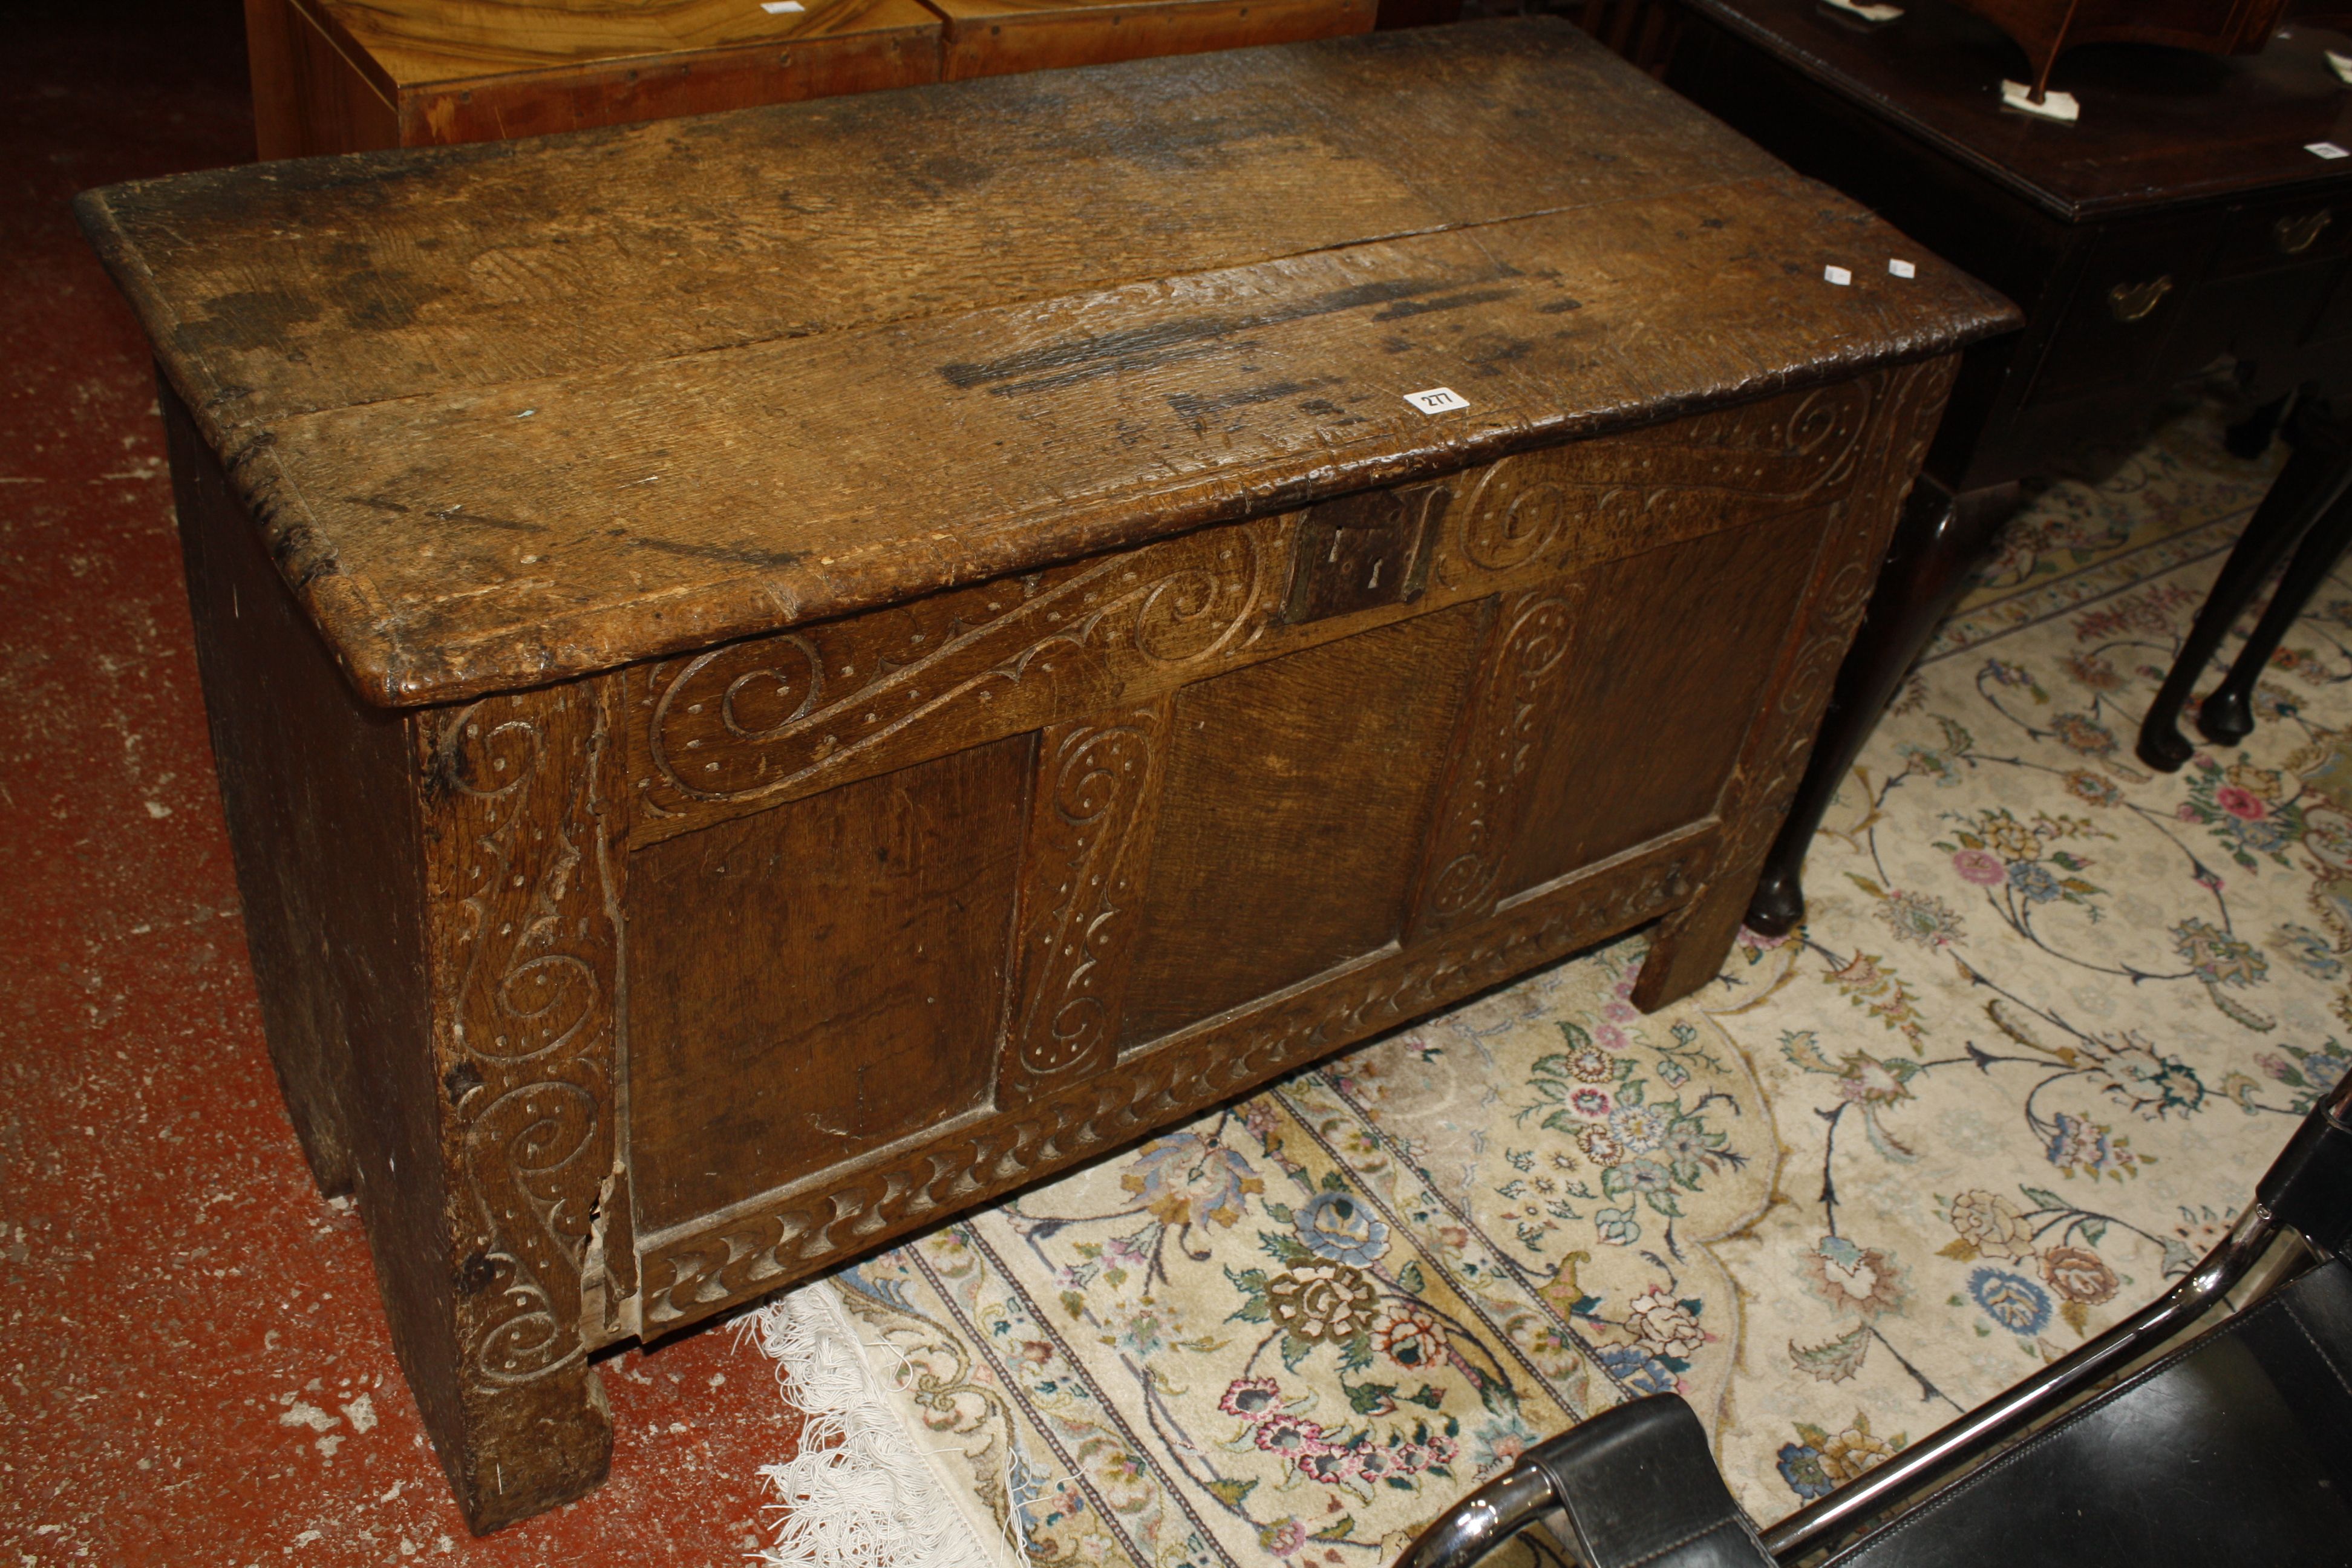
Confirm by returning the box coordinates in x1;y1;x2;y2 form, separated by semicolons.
1396;1394;1772;1568
2258;1081;2352;1259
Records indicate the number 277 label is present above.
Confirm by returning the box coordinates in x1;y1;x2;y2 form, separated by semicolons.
1403;386;1470;415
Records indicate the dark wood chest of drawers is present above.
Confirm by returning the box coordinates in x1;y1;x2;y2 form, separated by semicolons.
79;19;2009;1530
1671;0;2352;486
1664;0;2352;934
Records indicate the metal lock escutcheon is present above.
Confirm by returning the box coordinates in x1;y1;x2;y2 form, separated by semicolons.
1283;481;1450;624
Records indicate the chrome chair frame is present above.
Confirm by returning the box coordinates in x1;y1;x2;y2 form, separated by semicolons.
1397;1068;2352;1568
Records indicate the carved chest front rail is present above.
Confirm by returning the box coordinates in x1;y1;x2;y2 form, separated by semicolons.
88;18;2011;1532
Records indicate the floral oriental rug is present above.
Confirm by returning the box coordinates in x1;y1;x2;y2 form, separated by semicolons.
744;395;2352;1568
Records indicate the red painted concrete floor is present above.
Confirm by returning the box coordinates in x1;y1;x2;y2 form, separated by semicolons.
1;5;808;1563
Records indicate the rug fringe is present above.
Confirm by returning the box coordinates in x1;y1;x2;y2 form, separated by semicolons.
748;1286;1019;1568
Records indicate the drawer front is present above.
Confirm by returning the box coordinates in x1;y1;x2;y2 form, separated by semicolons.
613;365;1943;1333
2209;195;2352;279
2189;260;2345;370
2028;220;2215;405
2304;258;2352;347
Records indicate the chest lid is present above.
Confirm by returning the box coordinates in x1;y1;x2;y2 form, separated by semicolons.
80;18;2013;707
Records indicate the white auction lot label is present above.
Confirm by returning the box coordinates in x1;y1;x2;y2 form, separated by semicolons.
1403;387;1469;415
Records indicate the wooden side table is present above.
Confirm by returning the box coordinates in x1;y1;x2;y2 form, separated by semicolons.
245;0;947;156
246;0;1372;158
1665;0;2352;931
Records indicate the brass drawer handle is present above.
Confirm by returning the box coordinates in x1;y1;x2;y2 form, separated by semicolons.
2277;209;2333;255
2108;275;2173;323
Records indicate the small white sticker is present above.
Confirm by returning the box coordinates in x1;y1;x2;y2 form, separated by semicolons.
1403;387;1469;416
1999;80;2079;120
2311;141;2350;160
1823;265;1853;286
760;1;805;11
1888;258;1917;279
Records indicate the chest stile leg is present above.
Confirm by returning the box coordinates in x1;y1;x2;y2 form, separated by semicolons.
405;676;630;1532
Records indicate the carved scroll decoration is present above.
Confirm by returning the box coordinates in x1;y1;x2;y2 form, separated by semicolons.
1437;379;1875;589
636;520;1272;834
425;682;622;1389
1458;467;1563;574
635;829;1710;1331
1632;361;1958;1010
626;382;1887;848
1414;588;1584;937
1713;364;1952;882
996;704;1172;1106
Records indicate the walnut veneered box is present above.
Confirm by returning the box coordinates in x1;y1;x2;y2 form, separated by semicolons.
246;0;949;156
78;19;2013;1532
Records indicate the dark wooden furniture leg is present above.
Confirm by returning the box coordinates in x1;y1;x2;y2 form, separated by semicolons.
1743;475;2019;936
2197;462;2352;746
1638;360;1962;1001
2227;394;2294;461
2138;414;2352;771
167;390;618;1530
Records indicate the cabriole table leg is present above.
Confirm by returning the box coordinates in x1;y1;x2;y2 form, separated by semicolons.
1742;475;2018;936
2139;411;2352;772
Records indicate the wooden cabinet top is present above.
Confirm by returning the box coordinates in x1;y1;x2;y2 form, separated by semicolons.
289;0;940;94
79;19;2011;707
1682;0;2352;220
921;0;1373;80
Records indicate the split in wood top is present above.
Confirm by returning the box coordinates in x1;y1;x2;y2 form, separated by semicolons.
82;19;2017;707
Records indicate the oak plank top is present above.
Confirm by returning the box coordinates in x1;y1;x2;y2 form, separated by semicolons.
80;19;2014;707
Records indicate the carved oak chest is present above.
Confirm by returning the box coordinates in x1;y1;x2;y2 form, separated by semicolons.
78;18;2011;1531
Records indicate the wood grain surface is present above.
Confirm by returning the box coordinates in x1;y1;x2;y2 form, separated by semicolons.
638;818;1719;1332
309;0;939;87
252;0;947;155
627;733;1033;1229
624;358;1955;1338
84;21;2013;708
614;379;1887;844
249;0;1367;156
930;0;1372;81
1116;602;1485;1042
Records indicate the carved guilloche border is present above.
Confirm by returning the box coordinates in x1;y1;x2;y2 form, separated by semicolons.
631;818;1717;1333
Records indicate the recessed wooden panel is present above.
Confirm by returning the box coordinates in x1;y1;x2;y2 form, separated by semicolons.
1119;604;1483;1045
626;734;1031;1232
1501;509;1819;895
